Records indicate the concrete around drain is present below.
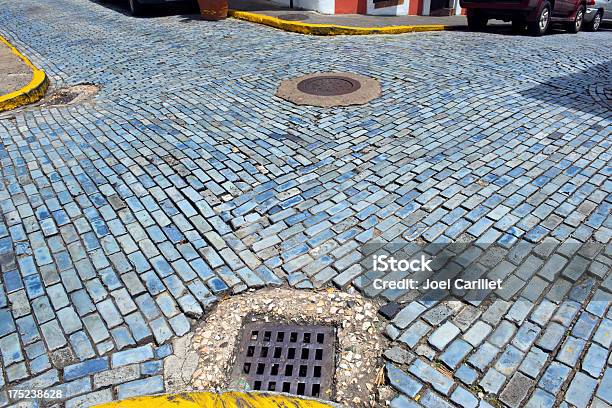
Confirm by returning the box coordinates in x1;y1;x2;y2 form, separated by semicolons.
163;288;388;407
276;72;380;107
43;83;99;107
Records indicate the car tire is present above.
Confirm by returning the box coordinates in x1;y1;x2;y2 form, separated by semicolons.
566;6;585;33
128;0;144;16
528;1;551;36
585;10;602;31
467;10;488;31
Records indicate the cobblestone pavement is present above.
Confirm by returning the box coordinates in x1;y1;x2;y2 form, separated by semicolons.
0;0;611;407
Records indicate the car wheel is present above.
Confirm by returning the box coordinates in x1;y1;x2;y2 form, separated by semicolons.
528;1;551;36
567;6;585;33
128;0;144;16
467;10;488;31
512;18;526;33
585;10;602;31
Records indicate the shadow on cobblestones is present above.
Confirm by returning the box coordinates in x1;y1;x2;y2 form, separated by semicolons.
520;60;612;115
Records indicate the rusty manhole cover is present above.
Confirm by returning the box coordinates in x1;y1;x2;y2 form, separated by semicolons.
297;76;361;96
277;72;380;107
277;13;309;21
230;322;336;399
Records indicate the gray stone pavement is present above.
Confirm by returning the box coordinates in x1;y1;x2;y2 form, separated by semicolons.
0;0;610;407
0;40;32;96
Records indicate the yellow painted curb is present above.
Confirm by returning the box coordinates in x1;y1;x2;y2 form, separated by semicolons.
93;391;337;408
0;34;49;112
228;10;457;35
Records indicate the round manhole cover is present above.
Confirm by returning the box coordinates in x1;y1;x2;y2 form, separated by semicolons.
297;76;361;96
277;13;309;21
276;72;380;107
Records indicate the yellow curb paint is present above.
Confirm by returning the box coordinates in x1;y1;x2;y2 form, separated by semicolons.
228;10;453;35
0;34;49;112
93;392;336;408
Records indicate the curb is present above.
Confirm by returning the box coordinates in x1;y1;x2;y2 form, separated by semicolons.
0;34;49;112
228;10;462;35
93;391;341;408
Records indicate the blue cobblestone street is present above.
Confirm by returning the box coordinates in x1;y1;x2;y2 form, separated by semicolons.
0;0;610;406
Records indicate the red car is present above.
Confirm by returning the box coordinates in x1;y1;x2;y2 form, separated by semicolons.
459;0;588;35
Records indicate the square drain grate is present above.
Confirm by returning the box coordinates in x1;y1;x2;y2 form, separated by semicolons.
230;322;336;399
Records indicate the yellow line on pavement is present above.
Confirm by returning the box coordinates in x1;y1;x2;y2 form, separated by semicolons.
94;391;337;408
0;34;49;112
228;10;451;35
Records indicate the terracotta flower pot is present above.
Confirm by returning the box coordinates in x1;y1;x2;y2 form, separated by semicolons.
197;0;228;20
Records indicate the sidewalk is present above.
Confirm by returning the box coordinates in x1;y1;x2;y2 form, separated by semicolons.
0;35;48;111
228;0;470;34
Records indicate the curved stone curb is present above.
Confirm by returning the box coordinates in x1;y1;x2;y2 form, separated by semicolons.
228;10;458;36
0;34;49;112
92;391;342;408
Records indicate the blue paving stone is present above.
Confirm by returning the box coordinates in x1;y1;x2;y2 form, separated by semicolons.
64;357;109;381
390;395;422;408
3;270;23;293
16;314;40;344
511;321;540;352
440;339;473;369
537;322;566;351
525;388;556;408
582;343;607;378
398;321;431;348
571;312;599;340
456;364;479;385
518;347;548;379
0;333;24;365
169;314;190;336
428;322;460;350
468;342;500;371
150;316;173;344
593;319;612;348
408;358;454;395
155;344;173;359
0;309;16;337
451;386;479;408
69;331;96;361
565;372;597;408
111;326;136;350
141;360;163;375
207;276;230;294
30;353;51;374
556;336;586;366
117;376;164;399
539;362;571;395
480;368;506;394
597;368;612;404
418;389;454;408
495;345;524;376
386;362;423;398
488;320;516;348
125;312;153;343
6;362;29;382
111;344;154;367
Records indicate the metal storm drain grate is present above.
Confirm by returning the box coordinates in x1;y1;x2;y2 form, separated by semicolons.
230;322;336;398
297;76;362;97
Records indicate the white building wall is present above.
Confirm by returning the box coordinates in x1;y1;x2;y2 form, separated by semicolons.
366;0;409;15
268;0;335;13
